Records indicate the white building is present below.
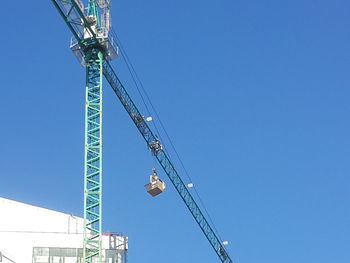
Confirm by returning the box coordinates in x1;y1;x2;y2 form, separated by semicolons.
0;197;127;263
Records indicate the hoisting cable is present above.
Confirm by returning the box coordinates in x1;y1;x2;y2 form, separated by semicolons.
110;29;174;161
111;29;226;244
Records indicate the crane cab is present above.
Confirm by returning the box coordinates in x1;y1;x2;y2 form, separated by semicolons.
145;169;166;197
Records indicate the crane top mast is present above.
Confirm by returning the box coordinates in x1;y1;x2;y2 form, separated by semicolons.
70;0;117;65
86;0;111;37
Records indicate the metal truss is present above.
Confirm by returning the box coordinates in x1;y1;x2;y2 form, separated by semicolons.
84;48;103;263
51;0;96;43
103;61;233;263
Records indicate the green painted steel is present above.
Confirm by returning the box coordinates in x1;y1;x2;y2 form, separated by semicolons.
50;1;105;262
83;48;103;263
83;2;103;263
87;0;100;27
103;61;234;263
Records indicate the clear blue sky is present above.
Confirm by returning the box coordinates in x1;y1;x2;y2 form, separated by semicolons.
1;0;349;262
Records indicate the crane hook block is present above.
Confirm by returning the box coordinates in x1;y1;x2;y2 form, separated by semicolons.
145;168;166;196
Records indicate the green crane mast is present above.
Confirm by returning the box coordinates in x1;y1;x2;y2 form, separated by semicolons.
51;1;234;263
83;46;103;263
52;0;117;262
82;2;107;261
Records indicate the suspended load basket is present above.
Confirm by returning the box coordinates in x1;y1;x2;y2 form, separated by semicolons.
145;168;166;197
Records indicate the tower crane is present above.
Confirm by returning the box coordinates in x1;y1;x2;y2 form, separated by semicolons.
51;1;234;263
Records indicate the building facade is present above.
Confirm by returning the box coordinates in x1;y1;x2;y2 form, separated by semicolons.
0;197;127;263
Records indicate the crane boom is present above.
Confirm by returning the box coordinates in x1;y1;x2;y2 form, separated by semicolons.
103;61;233;263
51;1;234;262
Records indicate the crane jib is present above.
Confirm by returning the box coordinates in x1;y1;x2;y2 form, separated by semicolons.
103;61;234;263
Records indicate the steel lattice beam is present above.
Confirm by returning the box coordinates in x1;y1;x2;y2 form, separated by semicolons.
103;61;233;263
84;48;103;263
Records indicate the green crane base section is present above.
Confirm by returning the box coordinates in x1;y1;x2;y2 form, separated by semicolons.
83;48;104;263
